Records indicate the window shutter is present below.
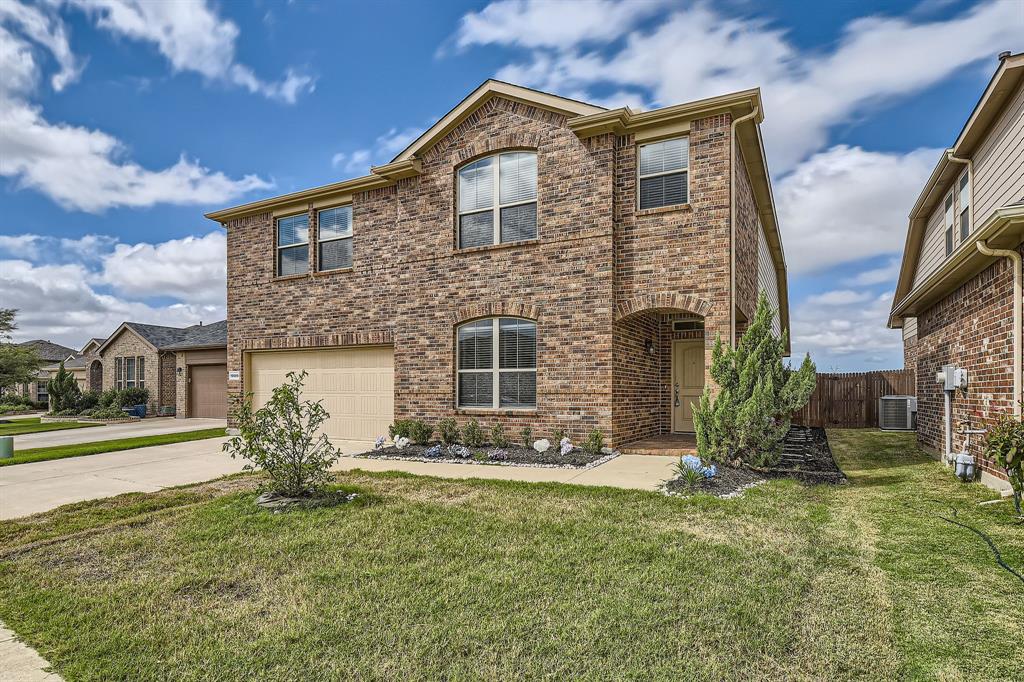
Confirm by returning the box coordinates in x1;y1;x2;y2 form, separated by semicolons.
319;206;352;240
458;158;494;213
499;152;537;204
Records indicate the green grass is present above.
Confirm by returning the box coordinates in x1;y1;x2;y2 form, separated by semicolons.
0;428;226;467
0;417;102;437
0;430;1021;680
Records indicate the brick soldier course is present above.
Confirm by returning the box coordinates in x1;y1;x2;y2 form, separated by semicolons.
211;81;788;447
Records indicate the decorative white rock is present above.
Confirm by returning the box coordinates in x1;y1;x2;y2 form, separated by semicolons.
533;439;551;453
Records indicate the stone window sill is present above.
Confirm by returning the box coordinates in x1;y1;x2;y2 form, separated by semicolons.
312;267;354;278
455;407;538;416
454;238;539;255
636;203;690;218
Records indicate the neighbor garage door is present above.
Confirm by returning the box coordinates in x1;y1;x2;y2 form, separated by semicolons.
248;346;393;443
190;364;227;419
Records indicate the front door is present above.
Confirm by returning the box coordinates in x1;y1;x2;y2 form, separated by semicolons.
672;340;705;432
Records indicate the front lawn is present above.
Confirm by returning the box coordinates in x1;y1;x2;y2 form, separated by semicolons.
0;428;227;467
0;417;102;437
0;430;1020;680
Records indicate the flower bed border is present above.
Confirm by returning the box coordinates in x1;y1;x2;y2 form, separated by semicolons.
40;415;140;424
351;450;619;470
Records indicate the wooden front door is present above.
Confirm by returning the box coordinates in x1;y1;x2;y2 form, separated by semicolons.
672;340;705;433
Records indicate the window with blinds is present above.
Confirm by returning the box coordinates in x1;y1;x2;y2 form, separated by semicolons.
137;356;145;389
944;193;954;257
125;357;136;388
115;357;123;390
457;317;536;409
638;137;689;210
317;205;353;271
277;214;309;276
458;152;537;248
958;172;970;240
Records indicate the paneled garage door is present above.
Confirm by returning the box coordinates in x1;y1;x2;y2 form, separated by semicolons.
248;346;394;443
190;364;227;419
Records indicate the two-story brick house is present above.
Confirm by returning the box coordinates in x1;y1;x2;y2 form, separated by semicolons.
207;80;788;448
890;52;1024;491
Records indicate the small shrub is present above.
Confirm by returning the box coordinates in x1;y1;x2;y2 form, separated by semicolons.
462;418;486;447
47;362;80;413
519;426;532;446
389;420;412;440
552;427;567;446
407;420;433;445
223;371;341;498
672;455;717;487
582;428;604;456
120;386;150;407
91;405;127;419
438;417;460;445
98;388;120;408
76;390;100;411
491;423;510;448
984;413;1024;516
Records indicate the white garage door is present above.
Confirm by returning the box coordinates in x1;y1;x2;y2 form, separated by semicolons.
248;346;393;443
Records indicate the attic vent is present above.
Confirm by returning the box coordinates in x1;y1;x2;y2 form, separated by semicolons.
879;395;917;431
672;319;705;332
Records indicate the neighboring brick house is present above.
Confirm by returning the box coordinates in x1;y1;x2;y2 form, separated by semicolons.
889;52;1024;491
207;80;789;447
95;321;228;418
11;340;78;405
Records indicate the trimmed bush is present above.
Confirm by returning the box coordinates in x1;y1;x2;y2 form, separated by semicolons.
491;423;510;448
437;418;460;445
582;428;604;456
462;418;486;448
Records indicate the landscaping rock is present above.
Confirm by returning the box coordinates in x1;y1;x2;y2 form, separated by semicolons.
356;442;616;469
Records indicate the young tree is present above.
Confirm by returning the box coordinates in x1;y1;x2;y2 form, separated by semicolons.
224;371;341;497
0;309;41;393
694;292;817;467
47;361;81;412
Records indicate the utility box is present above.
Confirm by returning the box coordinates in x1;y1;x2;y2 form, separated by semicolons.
937;365;968;391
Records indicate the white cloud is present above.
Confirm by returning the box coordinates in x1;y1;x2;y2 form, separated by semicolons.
464;0;1022;170
0;231;226;349
0;233;42;260
791;290;904;369
66;0;314;103
331;126;423;174
451;0;670;51
843;258;901;287
99;231;226;304
0;0;81;92
776;145;940;273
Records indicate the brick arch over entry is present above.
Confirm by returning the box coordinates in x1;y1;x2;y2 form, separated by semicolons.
450;301;542;326
450;131;544;167
89;359;102;392
614;294;714;322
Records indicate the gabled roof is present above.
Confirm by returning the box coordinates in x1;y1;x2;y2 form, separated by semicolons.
890;52;1024;327
80;337;104;355
97;320;227;355
17;340;78;362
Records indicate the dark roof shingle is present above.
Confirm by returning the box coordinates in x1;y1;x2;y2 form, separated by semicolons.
17;340;78;362
123;320;227;350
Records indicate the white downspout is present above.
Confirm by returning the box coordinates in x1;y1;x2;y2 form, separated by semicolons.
729;106;760;348
944;389;953;463
976;240;1022;420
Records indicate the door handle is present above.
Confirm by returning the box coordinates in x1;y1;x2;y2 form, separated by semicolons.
674;383;680;407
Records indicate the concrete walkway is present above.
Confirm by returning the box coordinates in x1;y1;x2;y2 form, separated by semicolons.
1;437;677;520
13;417;226;450
0;622;60;681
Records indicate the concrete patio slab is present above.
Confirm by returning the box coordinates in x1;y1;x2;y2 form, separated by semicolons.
12;417;227;450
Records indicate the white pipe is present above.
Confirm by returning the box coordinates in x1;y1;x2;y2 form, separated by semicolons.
976;240;1022;419
729;106;760;348
944;389;953;463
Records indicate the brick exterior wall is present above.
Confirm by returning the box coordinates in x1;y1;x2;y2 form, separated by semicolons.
159;352;177;412
914;250;1018;483
733;142;759;323
100;330;161;412
903;334;919;370
225;97;761;446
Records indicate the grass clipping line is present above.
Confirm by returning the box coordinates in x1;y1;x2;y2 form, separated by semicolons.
0;428;227;467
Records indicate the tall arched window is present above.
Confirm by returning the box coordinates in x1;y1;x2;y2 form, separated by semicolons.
457;317;536;409
457;151;537;248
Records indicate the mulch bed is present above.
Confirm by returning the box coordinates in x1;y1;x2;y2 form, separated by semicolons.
664;426;847;498
353;443;616;469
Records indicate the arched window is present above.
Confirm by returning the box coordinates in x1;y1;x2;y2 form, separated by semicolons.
457;151;537;248
457;317;536;409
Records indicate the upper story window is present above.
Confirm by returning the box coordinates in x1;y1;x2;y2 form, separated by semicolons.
944;193;954;257
277;214;309;276
638;137;689;210
456;317;537;409
317;205;353;271
457;151;537;249
958;172;971;240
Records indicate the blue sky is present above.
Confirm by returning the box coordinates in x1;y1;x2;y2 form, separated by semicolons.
1;0;1022;370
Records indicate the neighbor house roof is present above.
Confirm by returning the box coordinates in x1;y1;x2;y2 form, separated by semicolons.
17;340;78;362
889;52;1024;328
97;320;227;355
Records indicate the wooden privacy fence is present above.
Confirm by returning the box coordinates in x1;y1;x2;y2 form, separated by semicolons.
792;370;916;429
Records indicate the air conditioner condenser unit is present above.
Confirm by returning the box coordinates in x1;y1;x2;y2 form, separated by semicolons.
879;395;917;431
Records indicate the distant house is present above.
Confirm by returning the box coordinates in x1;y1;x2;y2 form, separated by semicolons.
889;52;1023;491
93;321;228;418
16;340;79;405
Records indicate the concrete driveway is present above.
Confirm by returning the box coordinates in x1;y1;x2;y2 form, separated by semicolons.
13;417;227;449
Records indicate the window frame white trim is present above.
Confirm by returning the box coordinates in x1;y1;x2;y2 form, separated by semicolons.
636;136;690;211
275;212;310;277
456;151;538;248
124;356;136;389
316;204;353;272
957;170;971;241
455;316;537;410
944;191;955;257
